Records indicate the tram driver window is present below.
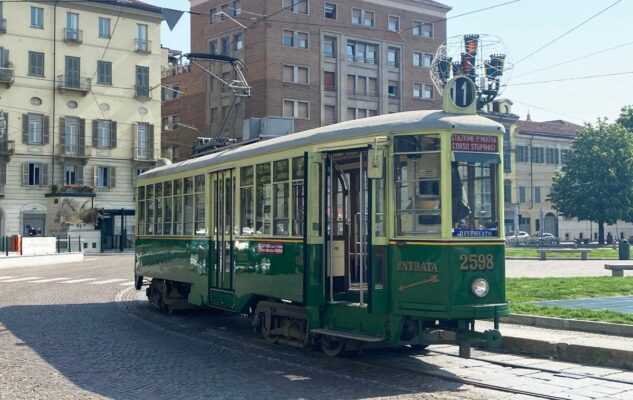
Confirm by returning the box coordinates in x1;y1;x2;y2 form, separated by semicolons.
394;134;441;236
451;156;499;233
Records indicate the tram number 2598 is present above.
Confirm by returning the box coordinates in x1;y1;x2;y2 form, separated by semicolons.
459;254;494;271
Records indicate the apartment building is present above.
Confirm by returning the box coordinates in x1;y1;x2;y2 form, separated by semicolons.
486;100;633;242
0;0;163;247
162;0;449;160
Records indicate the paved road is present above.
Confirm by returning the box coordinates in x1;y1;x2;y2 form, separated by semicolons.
0;255;631;399
506;259;633;278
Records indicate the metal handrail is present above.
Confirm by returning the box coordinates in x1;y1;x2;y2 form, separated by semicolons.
0;19;7;33
134;146;153;161
135;86;151;99
63;28;83;43
135;39;151;53
0;140;15;154
57;75;91;91
0;67;14;83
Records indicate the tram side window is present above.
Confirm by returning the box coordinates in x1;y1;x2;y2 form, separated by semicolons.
163;181;172;235
394;135;441;236
146;184;154;235
154;183;163;235
375;170;386;237
292;156;305;236
194;175;206;235
137;186;146;235
452;159;498;233
184;177;194;235
273;160;290;236
256;163;272;235
240;166;255;235
173;179;183;235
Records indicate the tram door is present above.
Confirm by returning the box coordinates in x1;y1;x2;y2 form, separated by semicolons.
325;151;369;305
211;170;235;293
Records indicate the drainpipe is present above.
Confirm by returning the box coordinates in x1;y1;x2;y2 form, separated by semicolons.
52;1;59;189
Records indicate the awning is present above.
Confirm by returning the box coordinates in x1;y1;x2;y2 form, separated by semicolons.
453;152;500;164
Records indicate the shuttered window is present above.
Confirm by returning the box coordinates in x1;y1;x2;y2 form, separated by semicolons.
94;166;115;188
22;113;48;145
22;162;48;187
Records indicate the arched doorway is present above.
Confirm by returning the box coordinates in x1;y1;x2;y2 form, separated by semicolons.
544;213;558;236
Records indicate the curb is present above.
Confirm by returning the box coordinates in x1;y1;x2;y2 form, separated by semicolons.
505;313;633;336
499;336;633;370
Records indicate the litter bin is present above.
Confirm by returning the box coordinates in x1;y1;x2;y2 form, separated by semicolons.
619;239;630;260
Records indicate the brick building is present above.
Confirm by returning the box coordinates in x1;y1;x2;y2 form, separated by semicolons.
162;0;450;160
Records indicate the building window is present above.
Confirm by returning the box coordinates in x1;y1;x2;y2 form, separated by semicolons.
347;74;377;97
515;145;529;162
95;120;112;148
387;47;399;67
413;83;433;99
209;7;216;24
221;36;230;55
352;8;374;27
283;64;309;84
323;71;336;91
27;114;44;144
30;7;44;28
136;123;152;160
283;30;309;49
284;0;308;14
324;105;336;125
99;17;111;38
519;186;526;203
208;40;217;54
65;12;79;41
96;166;115;188
97;61;112;85
28;51;45;77
546;148;559;164
388;16;399;32
347;41;377;64
283;100;309;119
560;149;569;164
24;162;47;187
136;24;149;52
323;36;336;59
64;165;80;185
531;147;545;163
534;186;541;203
135;66;149;97
413;52;433;67
412;20;433;37
347;108;376;120
232;0;242;16
324;3;337;19
388;80;399;97
504;181;512;204
234;33;243;50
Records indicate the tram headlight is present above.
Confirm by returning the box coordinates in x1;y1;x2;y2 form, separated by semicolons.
471;278;489;298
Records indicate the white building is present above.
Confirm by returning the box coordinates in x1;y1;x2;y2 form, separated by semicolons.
0;0;163;250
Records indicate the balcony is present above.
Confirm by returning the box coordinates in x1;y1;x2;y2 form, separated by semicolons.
57;75;91;95
0;18;7;33
135;39;152;54
134;86;151;101
57;144;91;163
134;146;154;161
0;140;15;160
0;66;14;86
63;28;83;44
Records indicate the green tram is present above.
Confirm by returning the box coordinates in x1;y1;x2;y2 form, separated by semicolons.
135;79;509;357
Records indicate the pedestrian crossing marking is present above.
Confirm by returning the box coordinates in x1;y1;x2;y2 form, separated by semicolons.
0;277;43;283
89;279;127;285
60;278;98;284
0;276;15;280
119;281;136;286
31;278;69;283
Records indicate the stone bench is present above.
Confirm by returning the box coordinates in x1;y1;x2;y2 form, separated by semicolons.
537;248;591;261
604;264;633;277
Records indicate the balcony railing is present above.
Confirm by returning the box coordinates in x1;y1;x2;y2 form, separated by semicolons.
135;86;151;100
58;143;91;158
134;146;154;161
348;89;378;97
135;39;152;53
161;64;191;78
346;55;377;65
324;51;335;59
0;18;7;33
0;67;14;86
63;28;83;44
57;75;91;94
0;140;15;156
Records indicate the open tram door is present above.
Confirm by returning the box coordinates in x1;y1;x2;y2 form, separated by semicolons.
209;169;236;309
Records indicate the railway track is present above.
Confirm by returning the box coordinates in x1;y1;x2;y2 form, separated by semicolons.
119;287;633;399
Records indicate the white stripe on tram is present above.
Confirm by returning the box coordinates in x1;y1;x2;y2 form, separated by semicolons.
90;279;128;285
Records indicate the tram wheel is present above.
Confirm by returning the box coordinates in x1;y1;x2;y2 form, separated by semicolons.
320;335;345;357
260;313;278;344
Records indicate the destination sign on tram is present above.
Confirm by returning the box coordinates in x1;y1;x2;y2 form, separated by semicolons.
451;134;498;152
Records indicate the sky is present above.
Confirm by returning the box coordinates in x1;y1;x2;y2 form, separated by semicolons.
149;0;633;125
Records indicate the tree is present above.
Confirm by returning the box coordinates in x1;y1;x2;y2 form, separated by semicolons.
549;122;633;244
617;105;633;132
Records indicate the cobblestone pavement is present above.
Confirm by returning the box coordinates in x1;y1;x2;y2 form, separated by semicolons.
1;256;631;399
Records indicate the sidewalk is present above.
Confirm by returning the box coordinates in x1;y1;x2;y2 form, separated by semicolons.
0;252;84;269
479;317;633;370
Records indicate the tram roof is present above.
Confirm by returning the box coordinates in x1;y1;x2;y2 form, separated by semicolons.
140;110;503;181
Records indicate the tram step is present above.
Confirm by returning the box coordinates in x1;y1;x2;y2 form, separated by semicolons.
311;328;384;342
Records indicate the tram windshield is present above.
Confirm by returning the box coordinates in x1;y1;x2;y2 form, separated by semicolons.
451;153;499;237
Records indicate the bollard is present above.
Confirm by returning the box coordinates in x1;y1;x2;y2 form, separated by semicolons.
78;235;82;253
619;239;630;260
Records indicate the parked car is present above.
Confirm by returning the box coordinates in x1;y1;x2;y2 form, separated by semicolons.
539;233;560;245
506;231;530;245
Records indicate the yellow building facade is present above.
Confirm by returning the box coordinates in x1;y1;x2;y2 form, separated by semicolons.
0;0;163;248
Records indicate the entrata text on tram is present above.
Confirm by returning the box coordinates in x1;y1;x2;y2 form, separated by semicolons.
134;76;508;357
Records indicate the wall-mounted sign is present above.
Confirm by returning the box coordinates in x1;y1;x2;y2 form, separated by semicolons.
257;242;284;255
451;134;498;152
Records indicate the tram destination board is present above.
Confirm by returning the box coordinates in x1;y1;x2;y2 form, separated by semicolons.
451;134;498;152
